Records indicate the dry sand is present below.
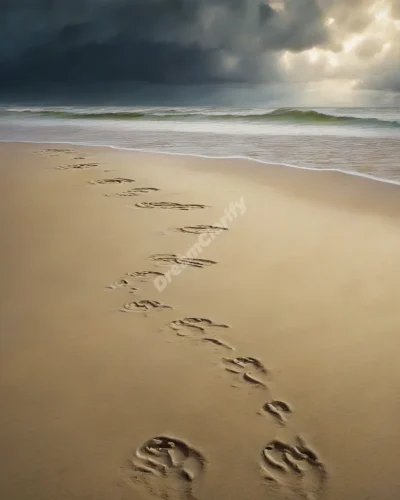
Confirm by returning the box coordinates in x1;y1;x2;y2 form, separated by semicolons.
1;142;400;500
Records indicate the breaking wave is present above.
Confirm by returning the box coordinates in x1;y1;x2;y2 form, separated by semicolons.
1;107;400;128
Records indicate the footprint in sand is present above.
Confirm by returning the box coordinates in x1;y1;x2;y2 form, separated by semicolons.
114;187;160;197
169;318;229;334
151;254;217;269
221;356;269;388
125;436;206;500
57;163;100;170
260;436;327;500
89;178;135;185
39;148;76;155
120;300;172;313
107;271;166;290
167;318;233;350
106;279;138;294
136;202;207;210
260;400;293;426
126;271;165;282
177;225;228;235
37;148;80;158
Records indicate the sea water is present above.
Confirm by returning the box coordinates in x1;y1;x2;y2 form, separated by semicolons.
0;106;399;183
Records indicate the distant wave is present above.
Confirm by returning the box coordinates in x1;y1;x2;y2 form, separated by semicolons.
1;107;400;128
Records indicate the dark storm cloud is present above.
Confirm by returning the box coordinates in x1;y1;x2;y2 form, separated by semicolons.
0;0;329;87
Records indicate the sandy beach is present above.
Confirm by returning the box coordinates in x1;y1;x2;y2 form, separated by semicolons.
1;141;400;500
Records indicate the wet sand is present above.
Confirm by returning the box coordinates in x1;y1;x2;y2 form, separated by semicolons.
1;142;400;500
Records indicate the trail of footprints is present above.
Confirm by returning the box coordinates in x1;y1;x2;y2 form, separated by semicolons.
109;267;327;496
49;149;327;499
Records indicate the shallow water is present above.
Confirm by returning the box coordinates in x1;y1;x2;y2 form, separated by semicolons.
1;106;399;183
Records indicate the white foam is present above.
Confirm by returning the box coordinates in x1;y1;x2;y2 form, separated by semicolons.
2;138;400;187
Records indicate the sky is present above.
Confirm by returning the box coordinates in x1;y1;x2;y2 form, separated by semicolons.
0;0;399;104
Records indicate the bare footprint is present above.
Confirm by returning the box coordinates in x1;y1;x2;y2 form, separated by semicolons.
151;254;217;269
37;148;80;158
177;225;228;235
169;318;229;334
261;401;292;425
125;435;206;500
136;202;207;210
114;187;160;197
167;318;233;350
222;356;269;388
106;279;138;294
126;271;165;282
39;148;76;154
107;271;166;291
89;178;135;185
260;436;327;500
121;300;172;313
57;163;99;170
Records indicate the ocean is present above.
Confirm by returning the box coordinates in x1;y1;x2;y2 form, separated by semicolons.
1;106;399;183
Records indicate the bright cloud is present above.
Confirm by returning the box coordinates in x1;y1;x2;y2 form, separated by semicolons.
279;0;400;91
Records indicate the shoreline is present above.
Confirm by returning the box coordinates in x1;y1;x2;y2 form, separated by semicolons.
2;138;400;188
